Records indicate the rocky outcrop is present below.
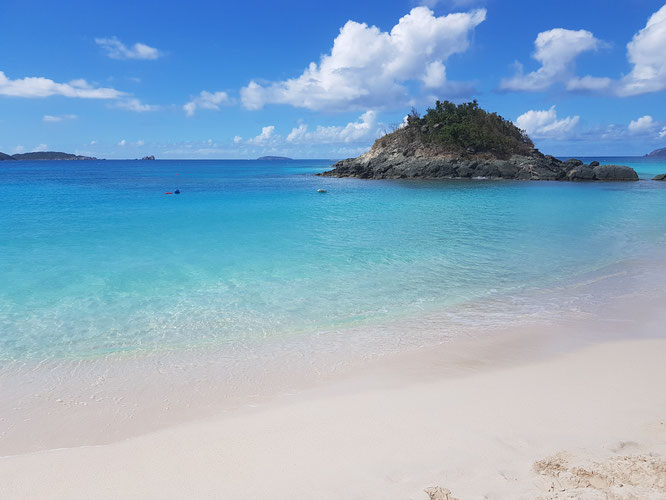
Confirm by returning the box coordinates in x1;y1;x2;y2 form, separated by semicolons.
141;155;156;160
320;137;638;182
654;173;666;180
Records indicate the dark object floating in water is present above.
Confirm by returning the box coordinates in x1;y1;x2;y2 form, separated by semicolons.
317;189;327;193
175;189;181;194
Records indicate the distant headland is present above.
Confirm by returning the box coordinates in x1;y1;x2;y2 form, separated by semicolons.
257;156;292;161
321;100;638;182
645;147;666;158
0;151;97;161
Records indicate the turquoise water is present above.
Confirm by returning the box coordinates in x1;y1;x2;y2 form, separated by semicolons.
1;157;666;361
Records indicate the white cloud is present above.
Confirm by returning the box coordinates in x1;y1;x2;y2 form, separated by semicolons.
183;90;231;116
43;114;77;122
14;145;24;153
628;115;658;134
247;126;276;145
515;106;580;139
233;136;243;144
286;111;380;144
618;4;666;96
95;37;162;60
90;140;97;145
32;144;48;152
0;71;124;99
565;75;612;92
240;6;486;111
118;139;127;146
422;60;447;88
114;98;159;112
136;140;145;146
500;29;603;91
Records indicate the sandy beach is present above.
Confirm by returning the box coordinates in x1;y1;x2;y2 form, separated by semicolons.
2;276;666;499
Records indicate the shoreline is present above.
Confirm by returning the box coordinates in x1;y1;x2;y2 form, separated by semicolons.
2;336;665;498
2;249;666;458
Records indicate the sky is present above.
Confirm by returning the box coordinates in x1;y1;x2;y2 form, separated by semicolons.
1;0;666;159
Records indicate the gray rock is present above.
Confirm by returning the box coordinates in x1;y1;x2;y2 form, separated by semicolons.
592;164;639;181
589;160;600;167
567;164;596;181
653;173;666;181
564;158;583;168
319;135;638;182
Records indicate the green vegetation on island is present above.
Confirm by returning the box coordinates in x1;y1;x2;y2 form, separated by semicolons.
387;99;534;157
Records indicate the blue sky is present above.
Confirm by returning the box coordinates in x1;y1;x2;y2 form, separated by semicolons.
1;0;665;158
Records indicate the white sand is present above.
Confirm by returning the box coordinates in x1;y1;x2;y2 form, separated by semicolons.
2;336;665;499
3;257;666;499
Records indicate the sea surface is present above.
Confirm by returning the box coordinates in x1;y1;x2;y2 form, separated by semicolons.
1;157;666;362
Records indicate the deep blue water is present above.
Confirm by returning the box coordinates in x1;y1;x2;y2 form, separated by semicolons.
1;157;665;360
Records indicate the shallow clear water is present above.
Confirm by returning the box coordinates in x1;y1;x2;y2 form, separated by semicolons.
1;157;666;360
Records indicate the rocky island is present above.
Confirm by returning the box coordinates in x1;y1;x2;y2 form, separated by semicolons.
320;100;638;182
646;147;666;158
0;151;97;161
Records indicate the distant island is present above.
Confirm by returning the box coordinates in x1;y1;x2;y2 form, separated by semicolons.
140;155;156;160
0;151;97;161
321;100;638;182
257;156;292;161
645;147;666;158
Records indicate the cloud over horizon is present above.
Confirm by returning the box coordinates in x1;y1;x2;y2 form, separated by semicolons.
515;106;580;139
0;71;124;99
240;7;486;111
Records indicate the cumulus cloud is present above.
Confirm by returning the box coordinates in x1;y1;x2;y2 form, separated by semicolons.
500;29;604;92
32;144;48;152
118;139;127;146
114;98;159;112
618;4;666;96
95;37;162;60
628;115;658;134
233;135;242;144
183;90;231;116
43;114;77;122
0;70;124;99
240;6;486;111
247;126;277;145
515;106;580;139
660;127;666;138
286;111;380;144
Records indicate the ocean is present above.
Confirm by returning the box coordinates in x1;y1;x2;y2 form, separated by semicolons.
1;157;666;363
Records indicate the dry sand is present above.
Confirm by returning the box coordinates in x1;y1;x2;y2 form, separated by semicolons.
1;335;665;499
